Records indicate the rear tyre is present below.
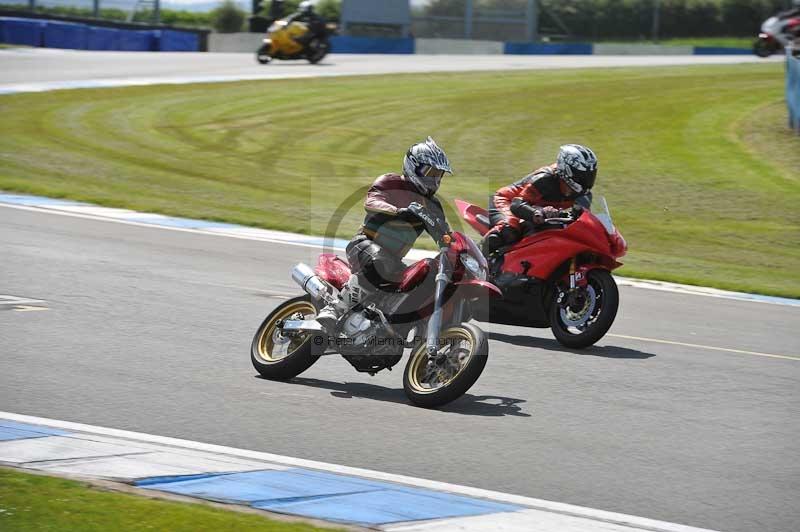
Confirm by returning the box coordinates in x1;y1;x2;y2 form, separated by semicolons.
550;269;619;349
256;44;272;64
753;39;773;58
251;295;321;380
403;323;488;408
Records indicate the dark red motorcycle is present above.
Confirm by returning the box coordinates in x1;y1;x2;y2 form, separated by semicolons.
251;203;501;408
455;196;627;348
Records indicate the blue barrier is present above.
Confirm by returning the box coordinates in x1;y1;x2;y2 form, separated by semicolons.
504;42;593;55
43;20;88;50
330;35;414;54
158;29;199;52
693;46;751;55
787;51;800;133
118;29;157;51
0;17;45;46
87;26;120;51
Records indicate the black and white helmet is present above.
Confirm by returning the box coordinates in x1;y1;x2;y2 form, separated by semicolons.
556;144;598;195
299;0;314;13
402;136;453;196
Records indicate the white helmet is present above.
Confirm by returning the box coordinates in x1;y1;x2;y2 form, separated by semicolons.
299;0;314;13
402;136;453;196
556;144;598;195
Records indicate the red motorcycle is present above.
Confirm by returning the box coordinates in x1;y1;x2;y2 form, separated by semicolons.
251;203;501;408
455;196;627;348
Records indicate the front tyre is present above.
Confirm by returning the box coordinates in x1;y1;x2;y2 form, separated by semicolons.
403;323;488;408
753;39;773;58
251;295;320;380
256;44;272;64
550;269;619;349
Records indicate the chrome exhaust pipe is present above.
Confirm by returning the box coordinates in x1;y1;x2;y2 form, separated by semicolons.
291;263;335;303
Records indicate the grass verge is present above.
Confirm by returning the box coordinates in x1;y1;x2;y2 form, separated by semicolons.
596;37;754;48
0;64;797;296
0;467;338;531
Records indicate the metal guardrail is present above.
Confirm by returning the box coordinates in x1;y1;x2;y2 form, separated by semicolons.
788;45;800;134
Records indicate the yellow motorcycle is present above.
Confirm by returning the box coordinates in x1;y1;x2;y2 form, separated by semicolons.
255;18;331;65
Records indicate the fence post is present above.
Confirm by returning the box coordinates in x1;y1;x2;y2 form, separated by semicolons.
789;48;800;134
526;0;538;42
464;0;473;40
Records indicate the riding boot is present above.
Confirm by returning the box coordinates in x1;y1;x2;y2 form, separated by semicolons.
316;274;370;331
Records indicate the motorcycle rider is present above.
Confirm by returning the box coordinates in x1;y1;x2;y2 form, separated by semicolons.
483;144;597;253
317;137;453;329
285;1;326;47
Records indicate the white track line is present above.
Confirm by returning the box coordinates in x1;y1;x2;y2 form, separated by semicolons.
0;411;718;532
608;334;799;362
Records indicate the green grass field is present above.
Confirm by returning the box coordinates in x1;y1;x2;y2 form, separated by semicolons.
0;468;337;531
598;37;754;48
0;64;798;297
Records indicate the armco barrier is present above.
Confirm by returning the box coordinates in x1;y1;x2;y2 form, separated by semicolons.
0;17;45;46
330;35;414;54
43;20;88;50
504;42;593;55
159;29;199;52
87;26;119;51
788;50;800;133
118;29;157;51
0;16;202;52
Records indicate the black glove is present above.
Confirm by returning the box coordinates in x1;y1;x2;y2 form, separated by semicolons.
396;207;418;222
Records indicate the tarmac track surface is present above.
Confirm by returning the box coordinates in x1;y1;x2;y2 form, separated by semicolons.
1;206;798;532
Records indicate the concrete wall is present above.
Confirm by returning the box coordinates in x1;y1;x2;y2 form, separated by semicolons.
415;38;503;55
208;32;263;53
593;43;693;55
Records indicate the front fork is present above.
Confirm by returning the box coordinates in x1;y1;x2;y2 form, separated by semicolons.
426;249;451;356
557;258;585;308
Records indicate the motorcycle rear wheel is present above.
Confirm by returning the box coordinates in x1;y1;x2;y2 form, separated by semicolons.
550;269;619;349
251;295;321;380
306;38;329;64
403;323;488;408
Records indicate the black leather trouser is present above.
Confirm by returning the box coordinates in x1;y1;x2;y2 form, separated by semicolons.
346;235;406;290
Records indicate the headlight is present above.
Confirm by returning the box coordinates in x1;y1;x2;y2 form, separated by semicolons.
460;253;486;281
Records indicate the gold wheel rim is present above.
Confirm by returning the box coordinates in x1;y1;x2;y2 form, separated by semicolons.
256;301;316;363
408;328;474;394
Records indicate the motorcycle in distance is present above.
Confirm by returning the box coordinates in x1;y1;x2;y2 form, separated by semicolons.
250;203;501;408
255;17;333;64
455;196;627;349
754;13;800;57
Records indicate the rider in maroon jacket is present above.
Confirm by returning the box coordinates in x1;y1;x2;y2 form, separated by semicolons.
483;144;598;253
317;137;453;329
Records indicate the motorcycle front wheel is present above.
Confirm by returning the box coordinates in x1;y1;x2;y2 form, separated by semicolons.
256;44;272;64
251;295;321;380
550;269;619;349
753;39;773;58
403;322;488;408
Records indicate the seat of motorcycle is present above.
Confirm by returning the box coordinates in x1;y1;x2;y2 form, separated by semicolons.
475;213;491;228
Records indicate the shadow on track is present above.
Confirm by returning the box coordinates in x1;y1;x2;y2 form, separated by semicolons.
488;332;656;359
260;376;531;417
